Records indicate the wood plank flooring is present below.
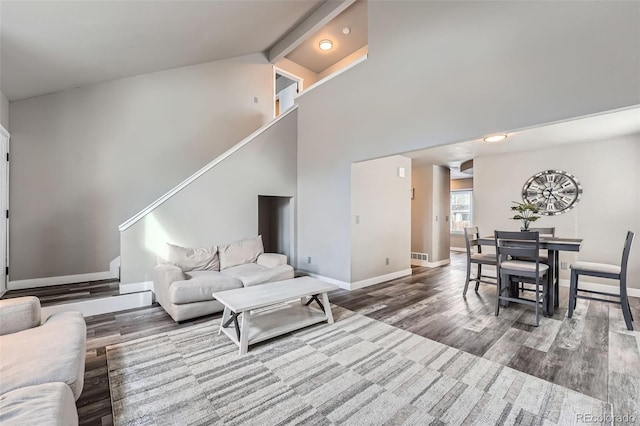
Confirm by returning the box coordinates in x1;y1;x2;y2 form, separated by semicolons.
4;279;120;307
331;253;640;420
60;253;640;424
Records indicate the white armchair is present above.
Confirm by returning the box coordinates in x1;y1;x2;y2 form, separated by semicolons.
0;297;86;425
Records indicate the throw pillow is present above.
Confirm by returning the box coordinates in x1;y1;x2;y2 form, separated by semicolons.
218;236;264;270
164;243;219;272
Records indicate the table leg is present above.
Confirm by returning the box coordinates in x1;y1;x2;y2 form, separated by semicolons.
321;292;334;324
546;252;556;316
554;251;560;307
219;306;230;335
239;310;251;355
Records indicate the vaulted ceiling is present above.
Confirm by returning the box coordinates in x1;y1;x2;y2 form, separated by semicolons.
0;0;324;100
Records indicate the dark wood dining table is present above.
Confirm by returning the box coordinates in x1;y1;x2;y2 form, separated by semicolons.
477;236;583;315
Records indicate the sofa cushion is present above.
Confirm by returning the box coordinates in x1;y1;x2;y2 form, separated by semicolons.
0;296;41;336
0;383;78;426
170;271;242;304
222;263;294;287
219;236;264;270
0;312;86;400
164;243;219;272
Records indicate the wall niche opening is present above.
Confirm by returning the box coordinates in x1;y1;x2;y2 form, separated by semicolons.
258;195;293;263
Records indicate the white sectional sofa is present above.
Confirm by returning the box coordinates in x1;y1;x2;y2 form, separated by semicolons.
153;236;294;322
0;296;86;426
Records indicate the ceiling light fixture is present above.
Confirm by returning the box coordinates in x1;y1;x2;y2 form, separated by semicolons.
319;39;333;51
342;26;351;35
483;133;508;143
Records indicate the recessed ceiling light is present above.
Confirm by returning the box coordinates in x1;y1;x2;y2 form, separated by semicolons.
319;39;333;51
483;134;508;143
342;26;351;35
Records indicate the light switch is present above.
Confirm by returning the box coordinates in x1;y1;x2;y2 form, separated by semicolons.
397;167;406;178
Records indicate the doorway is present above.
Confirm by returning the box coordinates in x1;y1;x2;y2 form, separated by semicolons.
0;125;9;297
258;196;294;263
274;68;303;117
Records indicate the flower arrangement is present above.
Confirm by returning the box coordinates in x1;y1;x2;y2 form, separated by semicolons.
510;201;540;231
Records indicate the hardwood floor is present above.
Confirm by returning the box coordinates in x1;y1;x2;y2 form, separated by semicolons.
73;253;639;425
4;279;120;307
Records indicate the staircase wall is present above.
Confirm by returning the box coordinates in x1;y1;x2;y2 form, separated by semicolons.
8;53;274;281
120;109;297;285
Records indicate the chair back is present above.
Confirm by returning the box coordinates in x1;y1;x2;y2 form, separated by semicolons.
494;230;541;270
528;227;556;237
620;231;635;283
464;227;482;255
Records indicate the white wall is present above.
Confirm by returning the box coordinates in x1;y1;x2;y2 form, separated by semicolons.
9;53;274;281
317;46;368;81
0;90;8;130
411;165;450;262
120;109;297;284
474;136;640;289
296;1;640;283
350;155;411;283
411;166;434;256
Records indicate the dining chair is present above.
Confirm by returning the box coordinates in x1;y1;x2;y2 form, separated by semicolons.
494;230;549;326
568;231;635;331
518;227;555;292
462;227;497;296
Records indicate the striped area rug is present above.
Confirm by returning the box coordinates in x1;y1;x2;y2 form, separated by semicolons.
106;305;610;425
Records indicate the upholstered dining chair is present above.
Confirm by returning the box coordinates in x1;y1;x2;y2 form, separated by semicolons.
494;230;549;326
568;231;635;330
462;227;496;296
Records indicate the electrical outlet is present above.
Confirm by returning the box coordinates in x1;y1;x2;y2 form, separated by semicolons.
561;262;568;270
254;96;259;103
385;258;389;265
355;215;360;224
307;256;312;264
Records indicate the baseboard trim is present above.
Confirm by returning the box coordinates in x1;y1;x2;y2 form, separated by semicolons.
306;268;412;291
306;273;351;291
426;259;451;268
8;270;118;291
410;259;429;267
120;281;154;294
558;279;640;298
40;292;153;320
350;269;413;290
450;247;467;253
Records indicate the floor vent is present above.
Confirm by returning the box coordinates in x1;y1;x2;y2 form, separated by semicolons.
411;252;429;266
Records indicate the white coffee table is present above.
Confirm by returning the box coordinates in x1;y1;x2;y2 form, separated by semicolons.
212;277;338;355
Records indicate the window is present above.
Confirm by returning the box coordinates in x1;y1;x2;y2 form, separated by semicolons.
451;190;472;233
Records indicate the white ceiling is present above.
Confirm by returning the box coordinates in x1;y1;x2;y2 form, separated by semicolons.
406;107;640;178
0;0;324;101
286;0;367;73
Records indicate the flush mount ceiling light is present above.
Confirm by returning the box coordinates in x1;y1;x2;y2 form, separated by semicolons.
483;133;508;143
319;39;333;51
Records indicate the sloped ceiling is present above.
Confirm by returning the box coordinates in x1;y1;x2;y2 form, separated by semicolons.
285;0;367;73
0;0;324;100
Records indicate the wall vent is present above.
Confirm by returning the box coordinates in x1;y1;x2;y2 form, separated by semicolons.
410;252;429;266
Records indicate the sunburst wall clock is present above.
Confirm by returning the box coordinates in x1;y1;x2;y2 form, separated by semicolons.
521;170;583;216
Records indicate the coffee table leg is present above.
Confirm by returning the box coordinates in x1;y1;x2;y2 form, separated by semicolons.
321;293;334;324
219;306;230;335
239;311;251;355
